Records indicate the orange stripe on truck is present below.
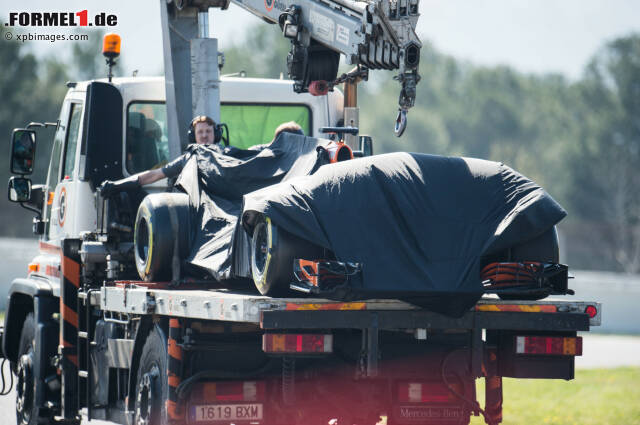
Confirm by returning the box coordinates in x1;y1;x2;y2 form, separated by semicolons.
62;304;79;327
285;302;367;311
39;241;61;254
475;304;557;313
62;256;80;287
166;400;180;418
168;338;183;361
168;374;181;387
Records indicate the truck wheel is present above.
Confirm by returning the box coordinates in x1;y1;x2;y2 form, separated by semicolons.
135;193;191;281
497;226;559;301
250;215;323;296
15;313;44;425
134;327;169;425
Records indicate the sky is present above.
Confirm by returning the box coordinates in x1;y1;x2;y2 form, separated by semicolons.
3;0;640;80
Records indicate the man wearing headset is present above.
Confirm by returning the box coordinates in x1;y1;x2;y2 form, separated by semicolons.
99;115;219;197
99;117;305;197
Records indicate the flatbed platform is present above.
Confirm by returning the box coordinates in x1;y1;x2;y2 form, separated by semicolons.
95;283;601;330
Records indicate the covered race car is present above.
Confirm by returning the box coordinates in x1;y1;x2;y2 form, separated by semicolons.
133;132;569;316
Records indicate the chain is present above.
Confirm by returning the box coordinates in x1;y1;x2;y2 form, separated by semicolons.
329;66;369;89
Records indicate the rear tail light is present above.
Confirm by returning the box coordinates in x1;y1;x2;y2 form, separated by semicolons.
195;381;265;403
584;305;598;318
263;333;333;354
515;336;582;356
397;381;461;403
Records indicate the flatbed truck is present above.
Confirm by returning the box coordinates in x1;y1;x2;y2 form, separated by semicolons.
2;260;601;425
2;1;601;424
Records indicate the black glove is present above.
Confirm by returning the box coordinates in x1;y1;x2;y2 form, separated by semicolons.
98;175;140;198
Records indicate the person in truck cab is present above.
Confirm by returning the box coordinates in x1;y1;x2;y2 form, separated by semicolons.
126;115;164;173
99;115;218;197
248;121;304;151
99;118;305;197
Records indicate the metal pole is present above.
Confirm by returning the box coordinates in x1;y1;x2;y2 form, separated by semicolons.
160;0;198;156
198;11;209;38
191;8;221;123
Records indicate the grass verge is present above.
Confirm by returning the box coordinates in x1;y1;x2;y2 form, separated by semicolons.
470;367;640;425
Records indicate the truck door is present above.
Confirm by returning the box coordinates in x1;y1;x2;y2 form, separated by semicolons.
48;101;84;241
42;99;68;241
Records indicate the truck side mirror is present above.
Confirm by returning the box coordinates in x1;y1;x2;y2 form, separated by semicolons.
8;176;32;203
11;129;37;175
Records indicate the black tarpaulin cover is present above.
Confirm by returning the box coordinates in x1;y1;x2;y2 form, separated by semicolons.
174;133;327;280
240;152;566;316
173;134;566;316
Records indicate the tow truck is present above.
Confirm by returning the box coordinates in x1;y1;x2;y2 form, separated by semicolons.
2;1;601;425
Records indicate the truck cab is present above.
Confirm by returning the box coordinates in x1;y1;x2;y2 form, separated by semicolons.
4;74;343;367
9;76;343;284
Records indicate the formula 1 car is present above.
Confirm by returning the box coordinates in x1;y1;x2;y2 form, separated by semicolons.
130;132;570;316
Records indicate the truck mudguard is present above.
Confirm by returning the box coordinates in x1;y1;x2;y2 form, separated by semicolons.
2;278;55;361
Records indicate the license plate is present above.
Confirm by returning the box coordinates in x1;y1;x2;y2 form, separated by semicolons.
394;405;466;423
191;404;263;422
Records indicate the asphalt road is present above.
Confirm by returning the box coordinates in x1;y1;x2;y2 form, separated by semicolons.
0;334;638;425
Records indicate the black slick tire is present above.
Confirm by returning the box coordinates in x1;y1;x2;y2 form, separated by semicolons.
134;193;191;281
250;215;323;297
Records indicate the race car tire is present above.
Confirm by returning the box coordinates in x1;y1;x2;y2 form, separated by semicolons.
497;226;559;301
250;215;323;296
134;193;192;282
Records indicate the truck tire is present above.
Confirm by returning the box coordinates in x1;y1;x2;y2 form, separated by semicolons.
250;215;324;296
15;313;44;425
134;193;192;281
134;327;169;425
497;226;559;301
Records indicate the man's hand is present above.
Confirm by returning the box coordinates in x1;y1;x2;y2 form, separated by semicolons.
98;180;117;198
97;175;140;198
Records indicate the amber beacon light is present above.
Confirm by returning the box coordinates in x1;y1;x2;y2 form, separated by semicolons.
103;33;121;57
102;33;121;82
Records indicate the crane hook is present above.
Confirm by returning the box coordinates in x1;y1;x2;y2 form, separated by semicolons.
394;109;407;137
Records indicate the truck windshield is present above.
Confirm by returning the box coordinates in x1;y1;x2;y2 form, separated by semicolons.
126;102;170;174
125;102;311;169
220;104;311;149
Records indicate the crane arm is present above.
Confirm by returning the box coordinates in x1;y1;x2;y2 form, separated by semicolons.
233;0;421;135
162;0;421;138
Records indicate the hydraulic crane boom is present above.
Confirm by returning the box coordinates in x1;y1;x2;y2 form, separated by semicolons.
232;0;422;129
160;0;421;148
232;0;421;102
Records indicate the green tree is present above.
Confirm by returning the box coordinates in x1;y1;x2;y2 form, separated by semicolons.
221;24;290;78
0;27;113;237
0;24;64;237
566;34;640;273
